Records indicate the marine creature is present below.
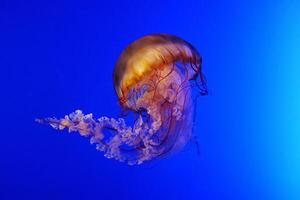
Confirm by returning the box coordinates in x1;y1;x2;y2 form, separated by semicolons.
37;34;207;165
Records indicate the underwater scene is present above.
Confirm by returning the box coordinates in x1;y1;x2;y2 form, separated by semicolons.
1;0;300;199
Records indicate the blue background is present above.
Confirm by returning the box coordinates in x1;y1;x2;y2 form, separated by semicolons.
1;0;299;199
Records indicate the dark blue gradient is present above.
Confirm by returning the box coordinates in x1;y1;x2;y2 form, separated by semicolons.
1;0;299;199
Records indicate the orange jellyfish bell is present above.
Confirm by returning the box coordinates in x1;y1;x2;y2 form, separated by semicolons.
37;33;207;165
113;34;205;108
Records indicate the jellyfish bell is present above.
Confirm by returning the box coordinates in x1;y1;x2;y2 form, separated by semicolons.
37;33;207;165
113;34;203;108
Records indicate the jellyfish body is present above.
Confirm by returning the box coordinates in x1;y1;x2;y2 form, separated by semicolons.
37;34;207;165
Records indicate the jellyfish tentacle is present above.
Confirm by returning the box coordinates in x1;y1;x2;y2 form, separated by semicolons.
37;109;164;164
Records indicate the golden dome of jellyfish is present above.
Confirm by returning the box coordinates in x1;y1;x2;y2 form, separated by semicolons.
37;34;207;165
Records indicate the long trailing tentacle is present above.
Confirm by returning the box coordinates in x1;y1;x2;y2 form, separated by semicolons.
37;110;142;165
36;109;180;165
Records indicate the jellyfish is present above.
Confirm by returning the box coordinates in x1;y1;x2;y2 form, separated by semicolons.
37;34;207;165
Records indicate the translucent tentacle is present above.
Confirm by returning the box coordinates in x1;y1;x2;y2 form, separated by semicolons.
36;110;162;165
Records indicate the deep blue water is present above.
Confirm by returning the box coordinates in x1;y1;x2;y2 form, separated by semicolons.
1;0;300;199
